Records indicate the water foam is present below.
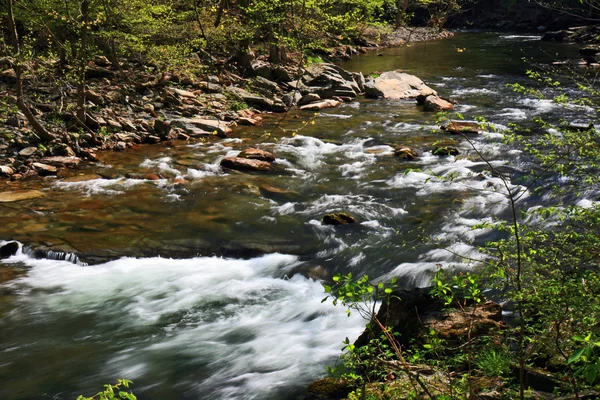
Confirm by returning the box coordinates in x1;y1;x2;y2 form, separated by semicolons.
6;253;365;399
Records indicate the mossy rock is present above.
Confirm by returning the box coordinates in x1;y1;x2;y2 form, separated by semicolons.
306;377;351;399
432;146;459;156
322;213;356;225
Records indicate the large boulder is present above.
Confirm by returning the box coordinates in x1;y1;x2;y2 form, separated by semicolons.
226;86;287;112
365;71;437;99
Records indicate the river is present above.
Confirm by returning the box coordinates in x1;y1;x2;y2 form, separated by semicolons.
0;32;586;399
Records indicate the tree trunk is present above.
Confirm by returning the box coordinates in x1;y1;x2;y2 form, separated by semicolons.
6;0;55;142
396;0;409;29
77;0;91;127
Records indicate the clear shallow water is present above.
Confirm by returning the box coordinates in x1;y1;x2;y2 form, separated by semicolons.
0;32;589;399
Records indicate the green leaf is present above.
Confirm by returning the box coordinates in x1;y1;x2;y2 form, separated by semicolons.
568;348;585;364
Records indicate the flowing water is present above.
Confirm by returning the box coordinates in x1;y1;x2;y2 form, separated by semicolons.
0;33;588;399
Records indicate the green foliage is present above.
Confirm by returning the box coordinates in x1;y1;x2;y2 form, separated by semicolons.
76;379;136;400
476;347;512;377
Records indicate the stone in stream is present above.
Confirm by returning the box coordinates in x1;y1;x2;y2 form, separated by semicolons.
0;190;45;202
432;146;460;156
394;146;419;160
220;157;276;172
62;174;103;182
322;213;357;225
32;162;58;176
441;120;483;134
365;71;437;99
237;148;275;162
41;156;81;168
422;95;454;112
0;241;19;259
299;99;341;110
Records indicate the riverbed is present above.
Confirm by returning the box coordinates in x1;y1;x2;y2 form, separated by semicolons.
0;32;586;399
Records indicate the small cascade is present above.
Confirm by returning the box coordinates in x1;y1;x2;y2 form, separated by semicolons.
22;246;87;266
1;240;86;266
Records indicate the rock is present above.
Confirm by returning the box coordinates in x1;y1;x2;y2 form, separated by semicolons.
85;90;104;105
80;149;99;161
106;118;123;132
85;66;115;79
237;117;261;126
174;117;232;138
0;241;19;259
153;119;171;136
105;91;122;103
93;55;111;67
115;132;142;144
62;174;102;182
115;141;127;151
144;173;161;180
250;76;282;96
120;119;136;132
0;165;14;176
394;146;419;160
303;63;353;87
441;120;483;134
251;61;274;80
422;95;454;112
355;287;504;349
220;157;276;172
307;377;352;399
352;71;366;93
41;156;81;168
298;93;321;106
432;146;460;156
272;66;294;82
5;115;22;128
316;83;357;99
322;213;356;225
145;135;162;144
226;86;286;112
282;91;302;106
365;71;436;99
165;87;196;98
299;99;341;110
0;190;45;202
238;148;276;162
19;146;38;157
259;185;299;200
579;44;600;56
32;162;58;175
542;30;569;42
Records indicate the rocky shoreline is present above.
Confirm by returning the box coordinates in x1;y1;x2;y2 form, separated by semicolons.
0;27;452;183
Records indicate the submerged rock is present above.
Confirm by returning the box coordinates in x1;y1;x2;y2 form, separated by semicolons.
220;156;276;172
432;146;460;156
394;146;419;160
237;148;276;162
365;71;437;99
322;213;356;225
0;190;45;202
